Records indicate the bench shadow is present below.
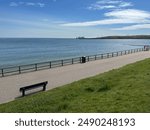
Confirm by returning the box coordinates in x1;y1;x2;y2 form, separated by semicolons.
15;89;46;99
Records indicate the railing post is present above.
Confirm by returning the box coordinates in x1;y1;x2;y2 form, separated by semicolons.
101;54;103;59
62;60;63;66
19;66;21;74
50;62;51;68
35;64;37;71
1;69;4;77
80;57;82;63
72;59;74;64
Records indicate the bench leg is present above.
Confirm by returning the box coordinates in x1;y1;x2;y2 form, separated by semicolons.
43;85;46;91
22;90;25;97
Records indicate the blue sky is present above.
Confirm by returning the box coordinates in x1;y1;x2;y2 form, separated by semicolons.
0;0;150;38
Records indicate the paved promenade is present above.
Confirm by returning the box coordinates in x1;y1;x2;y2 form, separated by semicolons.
0;51;150;104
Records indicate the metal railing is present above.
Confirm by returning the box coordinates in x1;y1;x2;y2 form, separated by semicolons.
0;48;145;77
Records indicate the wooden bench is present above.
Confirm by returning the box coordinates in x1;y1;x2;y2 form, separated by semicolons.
20;81;48;96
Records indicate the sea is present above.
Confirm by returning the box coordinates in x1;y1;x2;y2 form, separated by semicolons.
0;38;149;68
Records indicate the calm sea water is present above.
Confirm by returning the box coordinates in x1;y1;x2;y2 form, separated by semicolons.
0;38;149;68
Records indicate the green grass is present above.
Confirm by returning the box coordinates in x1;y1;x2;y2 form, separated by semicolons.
0;58;150;113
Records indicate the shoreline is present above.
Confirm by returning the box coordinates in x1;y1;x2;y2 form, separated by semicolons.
76;35;150;39
0;51;150;104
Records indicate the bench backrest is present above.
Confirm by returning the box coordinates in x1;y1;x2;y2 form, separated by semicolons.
20;81;48;91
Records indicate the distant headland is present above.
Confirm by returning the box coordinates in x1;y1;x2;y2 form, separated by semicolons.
76;35;150;39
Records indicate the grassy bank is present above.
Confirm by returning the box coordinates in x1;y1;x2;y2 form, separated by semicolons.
0;58;150;113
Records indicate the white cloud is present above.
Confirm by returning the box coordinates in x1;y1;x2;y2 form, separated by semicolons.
88;5;116;10
113;24;150;30
88;0;133;10
96;0;122;4
81;1;150;30
119;2;133;7
9;2;45;8
62;19;133;27
62;9;150;27
9;2;18;7
105;9;150;20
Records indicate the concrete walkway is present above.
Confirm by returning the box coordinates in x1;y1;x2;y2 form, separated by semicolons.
0;51;150;104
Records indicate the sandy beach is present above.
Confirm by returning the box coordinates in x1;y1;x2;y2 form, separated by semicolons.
0;51;150;104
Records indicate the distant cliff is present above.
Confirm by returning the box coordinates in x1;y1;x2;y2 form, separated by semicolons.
76;35;150;39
